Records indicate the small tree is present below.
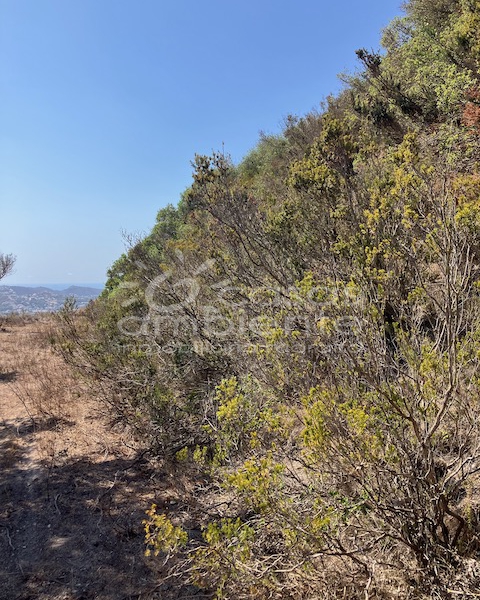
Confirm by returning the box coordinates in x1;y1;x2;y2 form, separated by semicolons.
0;253;15;281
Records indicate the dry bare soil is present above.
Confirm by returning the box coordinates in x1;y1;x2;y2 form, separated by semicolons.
0;316;199;600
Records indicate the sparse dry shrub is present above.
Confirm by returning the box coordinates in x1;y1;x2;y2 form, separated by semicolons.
3;315;80;424
52;293;222;456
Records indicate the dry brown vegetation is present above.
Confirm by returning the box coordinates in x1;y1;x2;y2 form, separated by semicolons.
0;314;205;600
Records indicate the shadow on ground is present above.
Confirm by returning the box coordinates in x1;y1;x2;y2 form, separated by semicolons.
0;417;205;600
0;371;17;383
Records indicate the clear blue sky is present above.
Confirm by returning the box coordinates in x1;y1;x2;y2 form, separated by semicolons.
1;0;403;286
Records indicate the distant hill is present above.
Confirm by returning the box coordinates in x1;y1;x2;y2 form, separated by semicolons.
0;285;102;314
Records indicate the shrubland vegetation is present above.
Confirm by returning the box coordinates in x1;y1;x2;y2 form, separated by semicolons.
56;0;480;597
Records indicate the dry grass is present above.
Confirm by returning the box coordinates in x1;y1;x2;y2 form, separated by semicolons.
0;314;199;600
1;314;79;424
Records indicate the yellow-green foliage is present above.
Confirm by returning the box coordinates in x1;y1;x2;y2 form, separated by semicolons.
287;117;357;192
227;456;284;512
143;505;188;557
453;173;480;232
62;0;480;596
216;376;245;422
302;387;384;464
175;446;189;462
203;517;254;559
214;376;287;464
302;388;333;455
191;518;255;599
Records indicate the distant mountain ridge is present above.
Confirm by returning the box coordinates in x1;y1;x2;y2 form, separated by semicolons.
7;283;104;291
0;285;102;314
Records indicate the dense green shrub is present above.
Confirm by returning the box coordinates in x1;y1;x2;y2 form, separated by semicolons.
57;1;480;597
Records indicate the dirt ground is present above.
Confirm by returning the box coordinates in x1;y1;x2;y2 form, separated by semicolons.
0;316;202;600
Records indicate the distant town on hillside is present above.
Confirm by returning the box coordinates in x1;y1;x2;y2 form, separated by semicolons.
0;285;102;314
